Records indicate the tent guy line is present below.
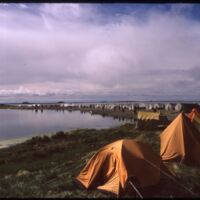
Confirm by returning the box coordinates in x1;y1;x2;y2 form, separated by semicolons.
144;159;197;197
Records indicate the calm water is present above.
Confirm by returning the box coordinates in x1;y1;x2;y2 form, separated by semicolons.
0;109;131;141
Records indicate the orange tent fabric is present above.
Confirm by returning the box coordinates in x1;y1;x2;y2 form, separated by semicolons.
137;111;160;120
160;112;200;165
137;111;161;130
75;139;170;196
188;108;200;132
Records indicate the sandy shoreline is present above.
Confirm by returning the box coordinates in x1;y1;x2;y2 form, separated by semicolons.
0;137;30;149
0;132;59;149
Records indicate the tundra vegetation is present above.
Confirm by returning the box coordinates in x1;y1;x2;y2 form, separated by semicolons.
0;123;200;198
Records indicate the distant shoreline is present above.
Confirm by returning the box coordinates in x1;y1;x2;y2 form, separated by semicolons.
1;100;200;105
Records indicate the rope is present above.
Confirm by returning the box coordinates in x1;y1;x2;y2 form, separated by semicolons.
144;159;197;197
129;180;143;199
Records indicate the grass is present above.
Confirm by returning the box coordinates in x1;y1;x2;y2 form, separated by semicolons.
0;123;199;198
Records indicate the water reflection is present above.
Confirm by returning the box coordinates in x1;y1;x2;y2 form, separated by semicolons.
0;109;129;141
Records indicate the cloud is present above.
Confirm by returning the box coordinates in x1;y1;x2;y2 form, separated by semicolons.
17;4;29;9
188;66;200;82
0;86;46;96
0;3;200;101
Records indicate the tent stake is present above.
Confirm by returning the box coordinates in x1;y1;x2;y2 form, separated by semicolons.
129;180;143;199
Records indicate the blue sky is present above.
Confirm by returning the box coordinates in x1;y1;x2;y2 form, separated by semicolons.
1;3;200;102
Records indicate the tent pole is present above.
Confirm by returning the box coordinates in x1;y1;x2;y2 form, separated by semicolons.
129;180;143;199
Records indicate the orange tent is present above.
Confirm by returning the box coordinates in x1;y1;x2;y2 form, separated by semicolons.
188;108;200;132
137;111;160;120
160;112;200;165
75;139;170;196
136;111;161;130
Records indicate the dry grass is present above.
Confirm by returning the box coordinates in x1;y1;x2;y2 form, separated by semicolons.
0;124;199;198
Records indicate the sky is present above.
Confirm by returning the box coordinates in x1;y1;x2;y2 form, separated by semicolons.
1;3;200;102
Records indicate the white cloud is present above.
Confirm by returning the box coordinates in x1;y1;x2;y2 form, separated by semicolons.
0;86;46;96
17;4;29;9
0;3;9;7
0;3;200;100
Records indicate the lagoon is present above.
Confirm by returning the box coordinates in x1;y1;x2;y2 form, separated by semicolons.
0;109;131;141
